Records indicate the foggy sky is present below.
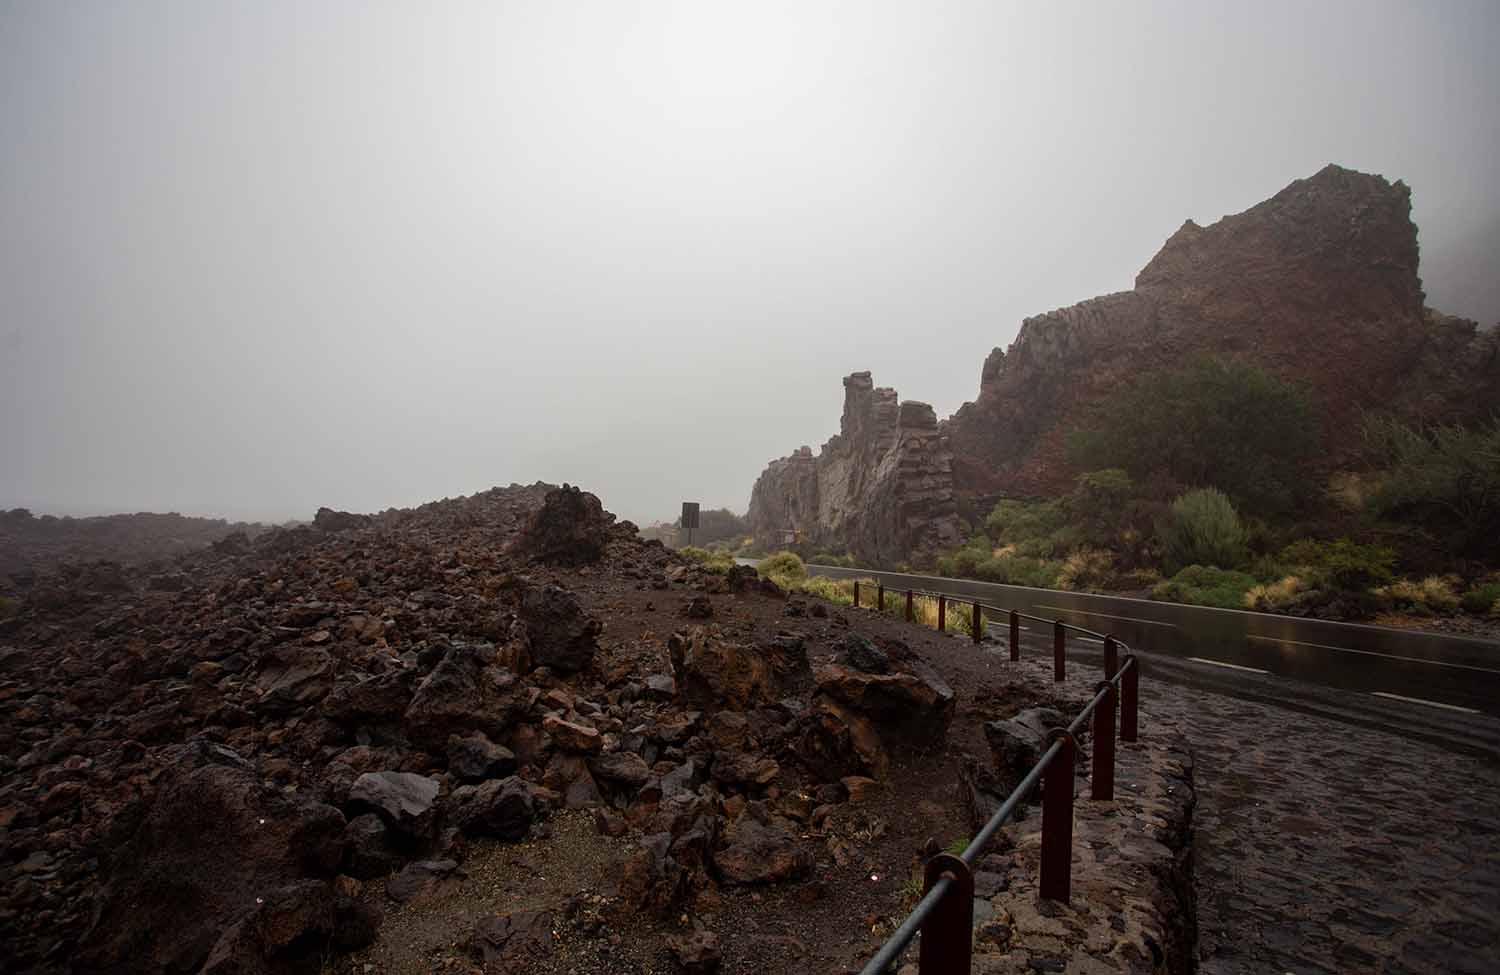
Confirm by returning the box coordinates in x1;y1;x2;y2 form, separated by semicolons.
3;1;1498;526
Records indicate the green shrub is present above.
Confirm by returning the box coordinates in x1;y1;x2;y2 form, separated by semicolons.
1068;355;1320;515
794;575;858;605
1460;581;1500;616
757;551;807;589
974;554;1063;589
1150;565;1258;609
1361;413;1500;557
680;546;733;574
1159;489;1248;573
1279;538;1395;589
808;551;859;568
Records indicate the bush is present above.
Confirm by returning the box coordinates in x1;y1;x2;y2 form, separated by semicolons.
1244;575;1316;612
1055;548;1115;592
1361;413;1500;557
974;554;1062;589
808;551;859;568
1068;356;1320;515
1377;576;1461;616
1279;538;1396;589
793;575;859;606
1150;565;1258;609
1159;489;1248;573
1460;581;1500;616
680;546;733;574
757;551;807;589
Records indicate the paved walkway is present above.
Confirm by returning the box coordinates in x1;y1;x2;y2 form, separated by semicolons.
1146;683;1500;974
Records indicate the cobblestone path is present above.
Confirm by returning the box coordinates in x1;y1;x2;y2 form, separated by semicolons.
1147;684;1500;974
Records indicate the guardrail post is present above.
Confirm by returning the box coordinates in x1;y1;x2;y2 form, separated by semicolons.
1120;655;1139;743
905;589;914;623
1091;682;1116;801
971;602;982;644
1053;621;1066;682
1041;730;1076;903
853;580;860;608
937;595;946;633
918;853;974;975
1103;636;1118;680
878;583;885;613
1008;610;1019;661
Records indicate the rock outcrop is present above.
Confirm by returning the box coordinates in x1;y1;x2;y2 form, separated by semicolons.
946;164;1500;495
747;165;1500;557
745;372;965;567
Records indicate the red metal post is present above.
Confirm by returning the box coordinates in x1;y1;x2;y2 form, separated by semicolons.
852;580;860;608
1103;636;1119;681
1120;656;1139;743
937;594;946;632
1009;610;1020;661
905;589;914;623
971;602;982;644
1040;731;1076;903
878;583;885;613
1053;621;1066;682
1091;682;1116;801
918;853;974;975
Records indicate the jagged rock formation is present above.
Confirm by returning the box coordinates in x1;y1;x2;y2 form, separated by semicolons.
749;165;1500;556
947;164;1500;495
746;372;965;567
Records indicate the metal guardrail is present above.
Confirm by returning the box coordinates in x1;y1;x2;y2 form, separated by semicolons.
850;580;1142;974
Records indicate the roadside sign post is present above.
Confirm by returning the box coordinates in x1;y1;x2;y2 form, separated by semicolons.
681;502;699;547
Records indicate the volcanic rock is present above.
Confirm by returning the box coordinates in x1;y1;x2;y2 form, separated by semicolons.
669;929;723;974
403;644;522;749
76;743;348;975
447;776;536;841
984;707;1069;793
347;771;440;842
514;484;615;566
814;659;955;746
385;859;460;903
473;910;554;973
518;584;602;674
446;732;518;783
313;507;372;532
712;804;812;886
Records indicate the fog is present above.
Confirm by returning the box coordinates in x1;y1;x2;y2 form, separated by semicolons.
3;1;1497;525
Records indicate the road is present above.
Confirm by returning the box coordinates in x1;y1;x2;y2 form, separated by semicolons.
792;562;1500;762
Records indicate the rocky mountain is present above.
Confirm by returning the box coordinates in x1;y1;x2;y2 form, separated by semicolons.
746;372;965;567
747;165;1500;562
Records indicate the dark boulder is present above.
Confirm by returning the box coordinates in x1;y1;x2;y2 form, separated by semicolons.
814;660;955;747
385;859;461;904
519;585;602;674
347;771;440;843
446;732;517;783
712;805;812;886
76;743;348;975
447;776;536;841
473;910;554;973
403;644;522;749
313;507;372;532
513;484;615;566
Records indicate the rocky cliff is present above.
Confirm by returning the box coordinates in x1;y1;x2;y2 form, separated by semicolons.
947;164;1500;495
748;164;1500;557
746;372;964;566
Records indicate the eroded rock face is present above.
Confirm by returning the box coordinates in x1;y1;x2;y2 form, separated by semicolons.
746;373;965;567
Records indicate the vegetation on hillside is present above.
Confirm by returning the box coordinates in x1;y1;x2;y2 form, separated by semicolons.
927;357;1500;626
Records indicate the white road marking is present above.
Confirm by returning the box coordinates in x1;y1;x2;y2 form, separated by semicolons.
1371;692;1481;714
1036;605;1179;629
1246;635;1500;675
1187;657;1269;674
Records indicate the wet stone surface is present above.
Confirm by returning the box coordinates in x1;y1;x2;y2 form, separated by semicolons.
1147;683;1500;974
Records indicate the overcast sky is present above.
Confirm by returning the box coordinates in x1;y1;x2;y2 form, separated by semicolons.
3;1;1497;525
